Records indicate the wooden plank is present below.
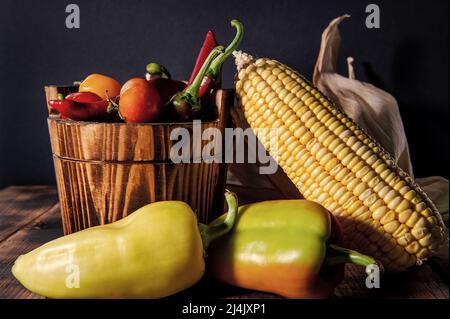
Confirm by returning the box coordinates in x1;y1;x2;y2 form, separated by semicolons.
0;203;62;299
429;257;449;282
0;186;59;243
335;263;449;299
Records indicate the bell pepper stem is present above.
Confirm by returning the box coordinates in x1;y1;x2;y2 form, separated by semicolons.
199;190;238;250
183;46;224;102
326;244;378;268
207;19;244;79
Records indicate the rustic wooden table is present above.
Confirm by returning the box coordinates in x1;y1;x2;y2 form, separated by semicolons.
0;185;448;299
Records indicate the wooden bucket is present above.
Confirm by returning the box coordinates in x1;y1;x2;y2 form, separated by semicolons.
45;85;232;234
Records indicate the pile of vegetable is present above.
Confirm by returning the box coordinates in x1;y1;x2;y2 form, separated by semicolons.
11;17;448;299
48;20;243;123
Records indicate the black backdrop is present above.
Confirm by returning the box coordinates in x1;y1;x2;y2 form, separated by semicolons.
0;0;448;188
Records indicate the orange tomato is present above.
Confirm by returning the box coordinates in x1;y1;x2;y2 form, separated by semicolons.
119;78;162;123
79;74;121;100
120;77;149;95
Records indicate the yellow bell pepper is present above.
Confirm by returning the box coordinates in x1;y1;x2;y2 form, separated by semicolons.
12;191;237;299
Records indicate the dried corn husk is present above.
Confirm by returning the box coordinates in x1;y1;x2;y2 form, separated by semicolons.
312;14;449;223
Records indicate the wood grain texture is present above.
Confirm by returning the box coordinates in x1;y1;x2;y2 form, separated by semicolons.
47;89;232;234
0;186;61;299
334;264;449;299
0;186;448;299
0;204;61;299
0;186;58;242
53;160;222;233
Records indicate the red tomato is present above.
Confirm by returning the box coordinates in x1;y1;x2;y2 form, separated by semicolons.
119;78;162;123
120;77;149;96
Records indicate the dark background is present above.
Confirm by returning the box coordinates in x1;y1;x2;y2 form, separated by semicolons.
0;0;448;188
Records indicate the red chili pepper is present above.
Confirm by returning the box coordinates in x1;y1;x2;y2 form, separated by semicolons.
198;20;243;98
48;92;112;121
197;74;215;98
187;31;218;86
65;92;103;103
170;47;224;121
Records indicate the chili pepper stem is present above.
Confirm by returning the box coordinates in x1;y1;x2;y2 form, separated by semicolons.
207;19;244;79
325;243;379;268
199;190;238;250
183;46;224;104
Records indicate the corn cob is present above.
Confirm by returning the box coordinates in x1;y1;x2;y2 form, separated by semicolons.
234;50;448;272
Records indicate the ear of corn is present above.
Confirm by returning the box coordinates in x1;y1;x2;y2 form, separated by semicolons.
233;50;449;272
